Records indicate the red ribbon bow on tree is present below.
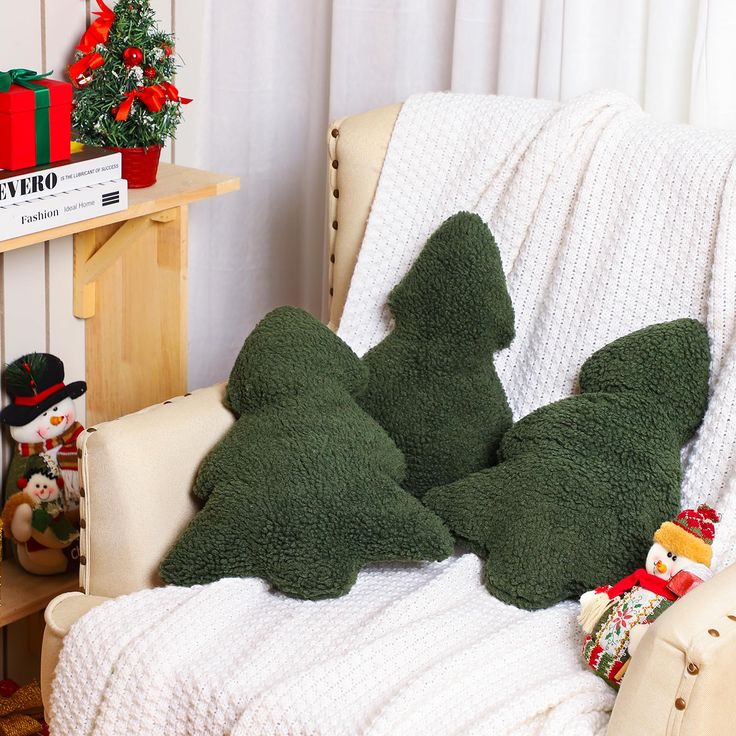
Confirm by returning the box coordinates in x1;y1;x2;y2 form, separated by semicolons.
68;52;105;87
70;0;115;87
77;0;116;53
114;83;192;121
160;82;193;105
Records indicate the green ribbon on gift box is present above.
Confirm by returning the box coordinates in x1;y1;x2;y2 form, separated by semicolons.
0;68;54;166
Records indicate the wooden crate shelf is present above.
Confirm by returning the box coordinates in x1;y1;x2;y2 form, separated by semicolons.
0;163;240;632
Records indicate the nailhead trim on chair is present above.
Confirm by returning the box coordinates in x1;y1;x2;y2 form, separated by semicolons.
79;555;87;565
328;123;340;313
708;628;720;637
675;698;686;710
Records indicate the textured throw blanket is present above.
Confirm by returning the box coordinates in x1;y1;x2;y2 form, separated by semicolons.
52;91;736;735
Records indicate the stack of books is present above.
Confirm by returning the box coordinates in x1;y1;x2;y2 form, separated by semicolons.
0;147;128;241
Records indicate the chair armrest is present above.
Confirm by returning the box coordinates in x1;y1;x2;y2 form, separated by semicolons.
608;562;736;735
79;383;234;598
41;592;110;711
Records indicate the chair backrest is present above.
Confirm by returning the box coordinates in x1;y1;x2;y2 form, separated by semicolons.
327;103;401;329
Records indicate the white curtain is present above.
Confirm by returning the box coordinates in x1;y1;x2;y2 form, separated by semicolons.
189;0;736;388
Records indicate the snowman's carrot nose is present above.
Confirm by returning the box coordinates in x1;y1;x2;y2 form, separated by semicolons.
50;415;64;426
656;560;667;574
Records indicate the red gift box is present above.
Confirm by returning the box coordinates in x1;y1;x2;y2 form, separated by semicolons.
0;76;72;171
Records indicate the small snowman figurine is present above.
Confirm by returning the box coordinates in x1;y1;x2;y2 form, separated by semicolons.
1;353;86;521
579;504;719;687
1;453;79;574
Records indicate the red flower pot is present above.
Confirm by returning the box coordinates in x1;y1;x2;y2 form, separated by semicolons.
107;144;162;188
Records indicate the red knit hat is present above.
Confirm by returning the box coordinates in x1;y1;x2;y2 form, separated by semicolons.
654;504;720;566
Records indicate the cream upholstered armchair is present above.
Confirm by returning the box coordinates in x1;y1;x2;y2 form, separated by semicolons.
41;104;736;735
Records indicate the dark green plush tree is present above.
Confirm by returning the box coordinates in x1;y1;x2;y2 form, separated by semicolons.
358;212;515;498
424;319;710;610
70;0;189;148
160;307;453;599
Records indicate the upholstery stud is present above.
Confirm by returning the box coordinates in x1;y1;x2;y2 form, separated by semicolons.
79;555;87;565
77;448;82;458
332;160;339;169
329;287;334;296
79;487;85;498
80;519;87;529
330;253;335;263
687;662;699;675
708;628;720;637
728;614;736;622
87;427;97;433
164;400;172;405
333;189;339;198
332;221;338;230
331;128;339;138
675;698;686;711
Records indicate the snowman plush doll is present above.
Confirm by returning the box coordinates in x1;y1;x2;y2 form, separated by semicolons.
1;353;86;525
2;453;79;574
579;504;719;687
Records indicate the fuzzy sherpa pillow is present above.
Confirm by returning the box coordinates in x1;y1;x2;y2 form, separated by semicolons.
424;319;710;610
160;306;453;599
358;212;515;498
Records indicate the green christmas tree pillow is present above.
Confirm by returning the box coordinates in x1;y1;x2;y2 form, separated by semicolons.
424;319;710;610
358;212;515;498
160;307;453;599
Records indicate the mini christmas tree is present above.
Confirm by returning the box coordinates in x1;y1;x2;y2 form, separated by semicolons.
69;0;190;149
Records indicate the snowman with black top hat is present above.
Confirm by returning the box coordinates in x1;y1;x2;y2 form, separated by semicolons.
0;353;86;574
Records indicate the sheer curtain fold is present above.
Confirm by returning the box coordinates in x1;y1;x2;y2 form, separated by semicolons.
190;0;736;389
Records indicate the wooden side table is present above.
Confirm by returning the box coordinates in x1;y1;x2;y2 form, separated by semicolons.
0;163;239;633
0;164;239;424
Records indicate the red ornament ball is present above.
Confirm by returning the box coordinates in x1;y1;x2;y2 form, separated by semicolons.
123;46;144;67
143;66;156;80
0;679;19;698
163;44;174;57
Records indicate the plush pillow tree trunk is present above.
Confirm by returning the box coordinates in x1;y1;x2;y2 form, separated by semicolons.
160;307;453;599
358;212;515;498
425;319;710;610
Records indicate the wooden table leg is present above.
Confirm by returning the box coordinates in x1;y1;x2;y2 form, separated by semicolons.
74;205;189;425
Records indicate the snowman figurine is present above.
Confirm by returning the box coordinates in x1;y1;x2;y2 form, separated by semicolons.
579;504;719;687
1;453;79;574
1;353;86;526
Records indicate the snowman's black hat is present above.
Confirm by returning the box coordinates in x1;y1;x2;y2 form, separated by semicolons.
0;353;86;426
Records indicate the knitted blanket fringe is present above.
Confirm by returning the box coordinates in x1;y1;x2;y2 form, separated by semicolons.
51;91;736;735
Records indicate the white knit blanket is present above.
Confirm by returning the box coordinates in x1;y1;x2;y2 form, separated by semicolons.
52;91;736;735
